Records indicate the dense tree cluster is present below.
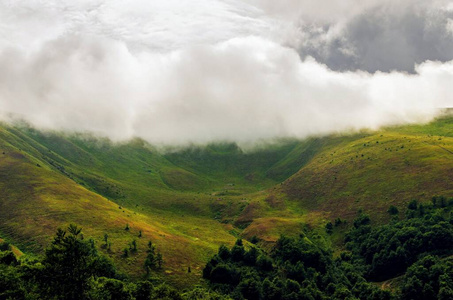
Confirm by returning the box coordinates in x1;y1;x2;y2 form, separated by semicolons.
346;200;453;281
203;198;453;299
400;255;453;300
203;236;389;300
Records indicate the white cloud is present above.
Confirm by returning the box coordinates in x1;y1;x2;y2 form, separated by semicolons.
0;0;451;145
448;18;453;35
0;0;272;52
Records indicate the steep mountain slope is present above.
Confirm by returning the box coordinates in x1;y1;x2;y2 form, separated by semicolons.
0;126;236;287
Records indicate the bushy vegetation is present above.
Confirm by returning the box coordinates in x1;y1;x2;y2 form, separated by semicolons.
203;199;453;299
400;255;453;300
203;236;390;300
345;199;453;281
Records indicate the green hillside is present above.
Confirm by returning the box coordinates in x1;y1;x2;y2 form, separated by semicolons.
281;118;453;222
229;115;453;243
0;115;452;288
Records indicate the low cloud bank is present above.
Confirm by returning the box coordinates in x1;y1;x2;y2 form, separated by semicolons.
0;1;451;145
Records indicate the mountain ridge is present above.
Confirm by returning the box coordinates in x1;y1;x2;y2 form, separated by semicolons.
0;116;452;286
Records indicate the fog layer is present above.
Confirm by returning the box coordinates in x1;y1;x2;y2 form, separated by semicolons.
0;1;451;145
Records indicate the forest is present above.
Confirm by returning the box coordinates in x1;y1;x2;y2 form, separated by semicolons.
1;197;452;299
202;197;453;300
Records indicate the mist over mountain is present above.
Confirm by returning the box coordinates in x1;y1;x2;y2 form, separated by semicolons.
0;0;452;145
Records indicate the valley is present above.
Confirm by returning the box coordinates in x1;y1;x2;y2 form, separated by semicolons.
0;114;452;289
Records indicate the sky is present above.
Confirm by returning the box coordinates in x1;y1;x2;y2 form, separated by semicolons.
0;0;452;145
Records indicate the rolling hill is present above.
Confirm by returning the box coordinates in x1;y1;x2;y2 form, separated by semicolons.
240;115;453;243
0;113;452;287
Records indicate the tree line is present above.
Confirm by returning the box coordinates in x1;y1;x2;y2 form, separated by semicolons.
203;197;453;299
1;196;452;299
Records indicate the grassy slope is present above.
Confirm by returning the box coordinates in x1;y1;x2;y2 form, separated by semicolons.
0;115;452;287
275;117;452;228
0;126;236;287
